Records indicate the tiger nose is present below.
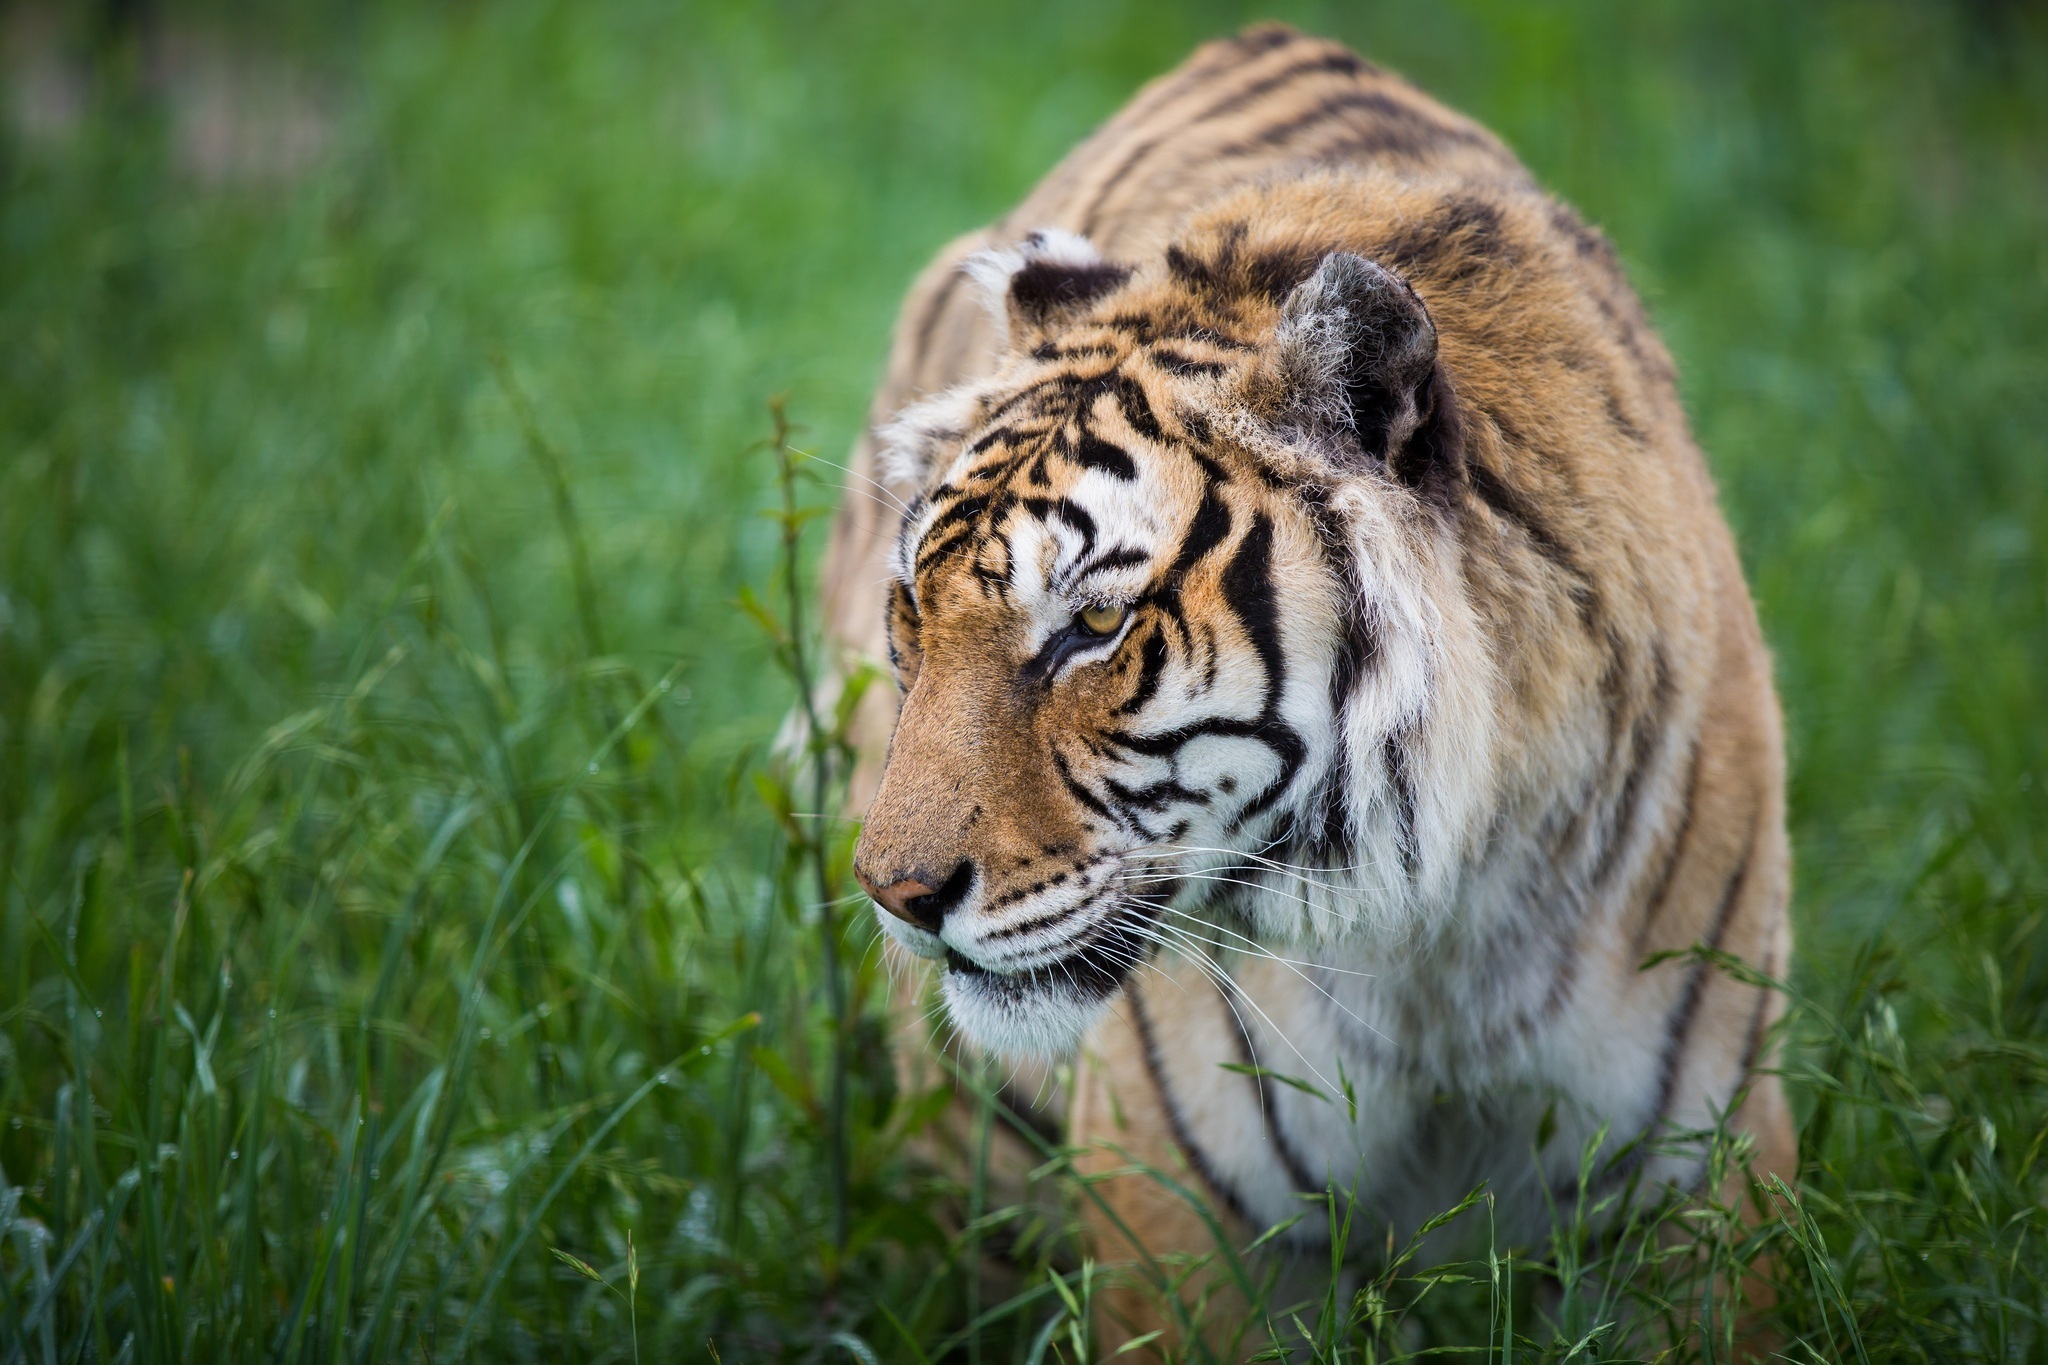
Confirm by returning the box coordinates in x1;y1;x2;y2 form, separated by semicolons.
856;860;974;932
859;871;937;928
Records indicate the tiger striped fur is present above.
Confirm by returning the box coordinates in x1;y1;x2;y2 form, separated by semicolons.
824;23;1795;1354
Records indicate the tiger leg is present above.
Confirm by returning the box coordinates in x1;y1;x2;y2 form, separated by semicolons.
1069;998;1262;1362
1723;1058;1797;1358
1644;1062;1795;1362
1651;957;1796;1361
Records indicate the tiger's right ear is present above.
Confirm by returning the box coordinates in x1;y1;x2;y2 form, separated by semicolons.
965;229;1132;347
1267;252;1440;477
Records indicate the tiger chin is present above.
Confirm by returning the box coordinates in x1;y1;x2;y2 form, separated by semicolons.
827;22;1795;1358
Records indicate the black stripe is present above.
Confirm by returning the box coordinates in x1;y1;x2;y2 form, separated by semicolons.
1222;515;1283;681
1166;474;1232;587
1176;407;1215;449
1061;545;1148;590
1221;977;1323;1194
1150;346;1228;377
914;524;980;576
1032;338;1117;363
1309;768;1352;863
1463;453;1599;629
1020;495;1098;556
1645;810;1760;1136
1377;196;1515;287
1191;48;1364;124
1007;258;1131;323
979;369;1163;445
1072;433;1137;480
969;560;1011;600
982;374;1082;425
920;487;995;541
1049;745;1117;825
1294;486;1375;863
1101;715;1275;759
1104;314;1256;351
1114;625;1170;717
1077;49;1367;235
1107;372;1164;441
1591;646;1673;888
1733;953;1775;1085
982;901;1083;940
1052;496;1097;550
1219;515;1310;824
968;426;1017;456
1670;955;1778;1203
1382;729;1419;877
1632;738;1702;952
1102;773;1210;813
1211;88;1478;160
1128;986;1255;1224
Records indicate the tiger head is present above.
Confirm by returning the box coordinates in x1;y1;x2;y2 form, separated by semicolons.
854;203;1487;1058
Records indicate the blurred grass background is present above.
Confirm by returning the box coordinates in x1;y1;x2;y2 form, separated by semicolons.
2;0;2046;1359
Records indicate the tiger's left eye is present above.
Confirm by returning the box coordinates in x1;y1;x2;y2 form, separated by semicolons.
1077;604;1128;637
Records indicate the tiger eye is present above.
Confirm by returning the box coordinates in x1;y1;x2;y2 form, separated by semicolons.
1078;604;1128;636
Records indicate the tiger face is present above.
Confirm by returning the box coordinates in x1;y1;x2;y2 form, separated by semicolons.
853;222;1455;1058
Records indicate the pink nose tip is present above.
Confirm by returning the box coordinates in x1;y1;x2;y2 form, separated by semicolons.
858;870;935;926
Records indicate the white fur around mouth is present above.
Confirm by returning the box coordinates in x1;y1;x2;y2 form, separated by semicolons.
939;961;1116;1060
937;900;1160;1059
874;910;948;960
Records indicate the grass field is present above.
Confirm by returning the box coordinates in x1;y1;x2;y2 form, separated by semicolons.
3;0;2047;1359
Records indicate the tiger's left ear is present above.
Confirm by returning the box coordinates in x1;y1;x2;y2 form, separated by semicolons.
966;229;1133;346
1269;252;1439;474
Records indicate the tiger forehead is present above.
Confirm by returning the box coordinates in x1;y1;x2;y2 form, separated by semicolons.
902;352;1203;540
907;428;1188;600
965;347;1226;459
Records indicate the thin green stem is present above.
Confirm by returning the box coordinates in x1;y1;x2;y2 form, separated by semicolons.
769;396;852;1262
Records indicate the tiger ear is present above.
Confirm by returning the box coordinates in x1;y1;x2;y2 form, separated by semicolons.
966;229;1132;346
875;383;984;493
1271;252;1439;473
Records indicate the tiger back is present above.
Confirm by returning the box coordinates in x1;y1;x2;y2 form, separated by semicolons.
823;24;1794;1353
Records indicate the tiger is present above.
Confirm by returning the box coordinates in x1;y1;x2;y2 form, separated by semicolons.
821;22;1795;1356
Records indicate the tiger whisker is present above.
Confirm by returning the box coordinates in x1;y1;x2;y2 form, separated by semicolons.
1142;917;1354;1079
1115;914;1282;1122
1138;905;1392;1051
801;450;917;517
1121;914;1343;1098
1116;869;1355;928
1122;843;1384;900
1107;885;1375;978
1118;852;1368;907
1149;906;1378;979
1127;842;1377;879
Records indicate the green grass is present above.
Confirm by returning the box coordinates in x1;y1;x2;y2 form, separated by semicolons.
2;0;2046;1359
